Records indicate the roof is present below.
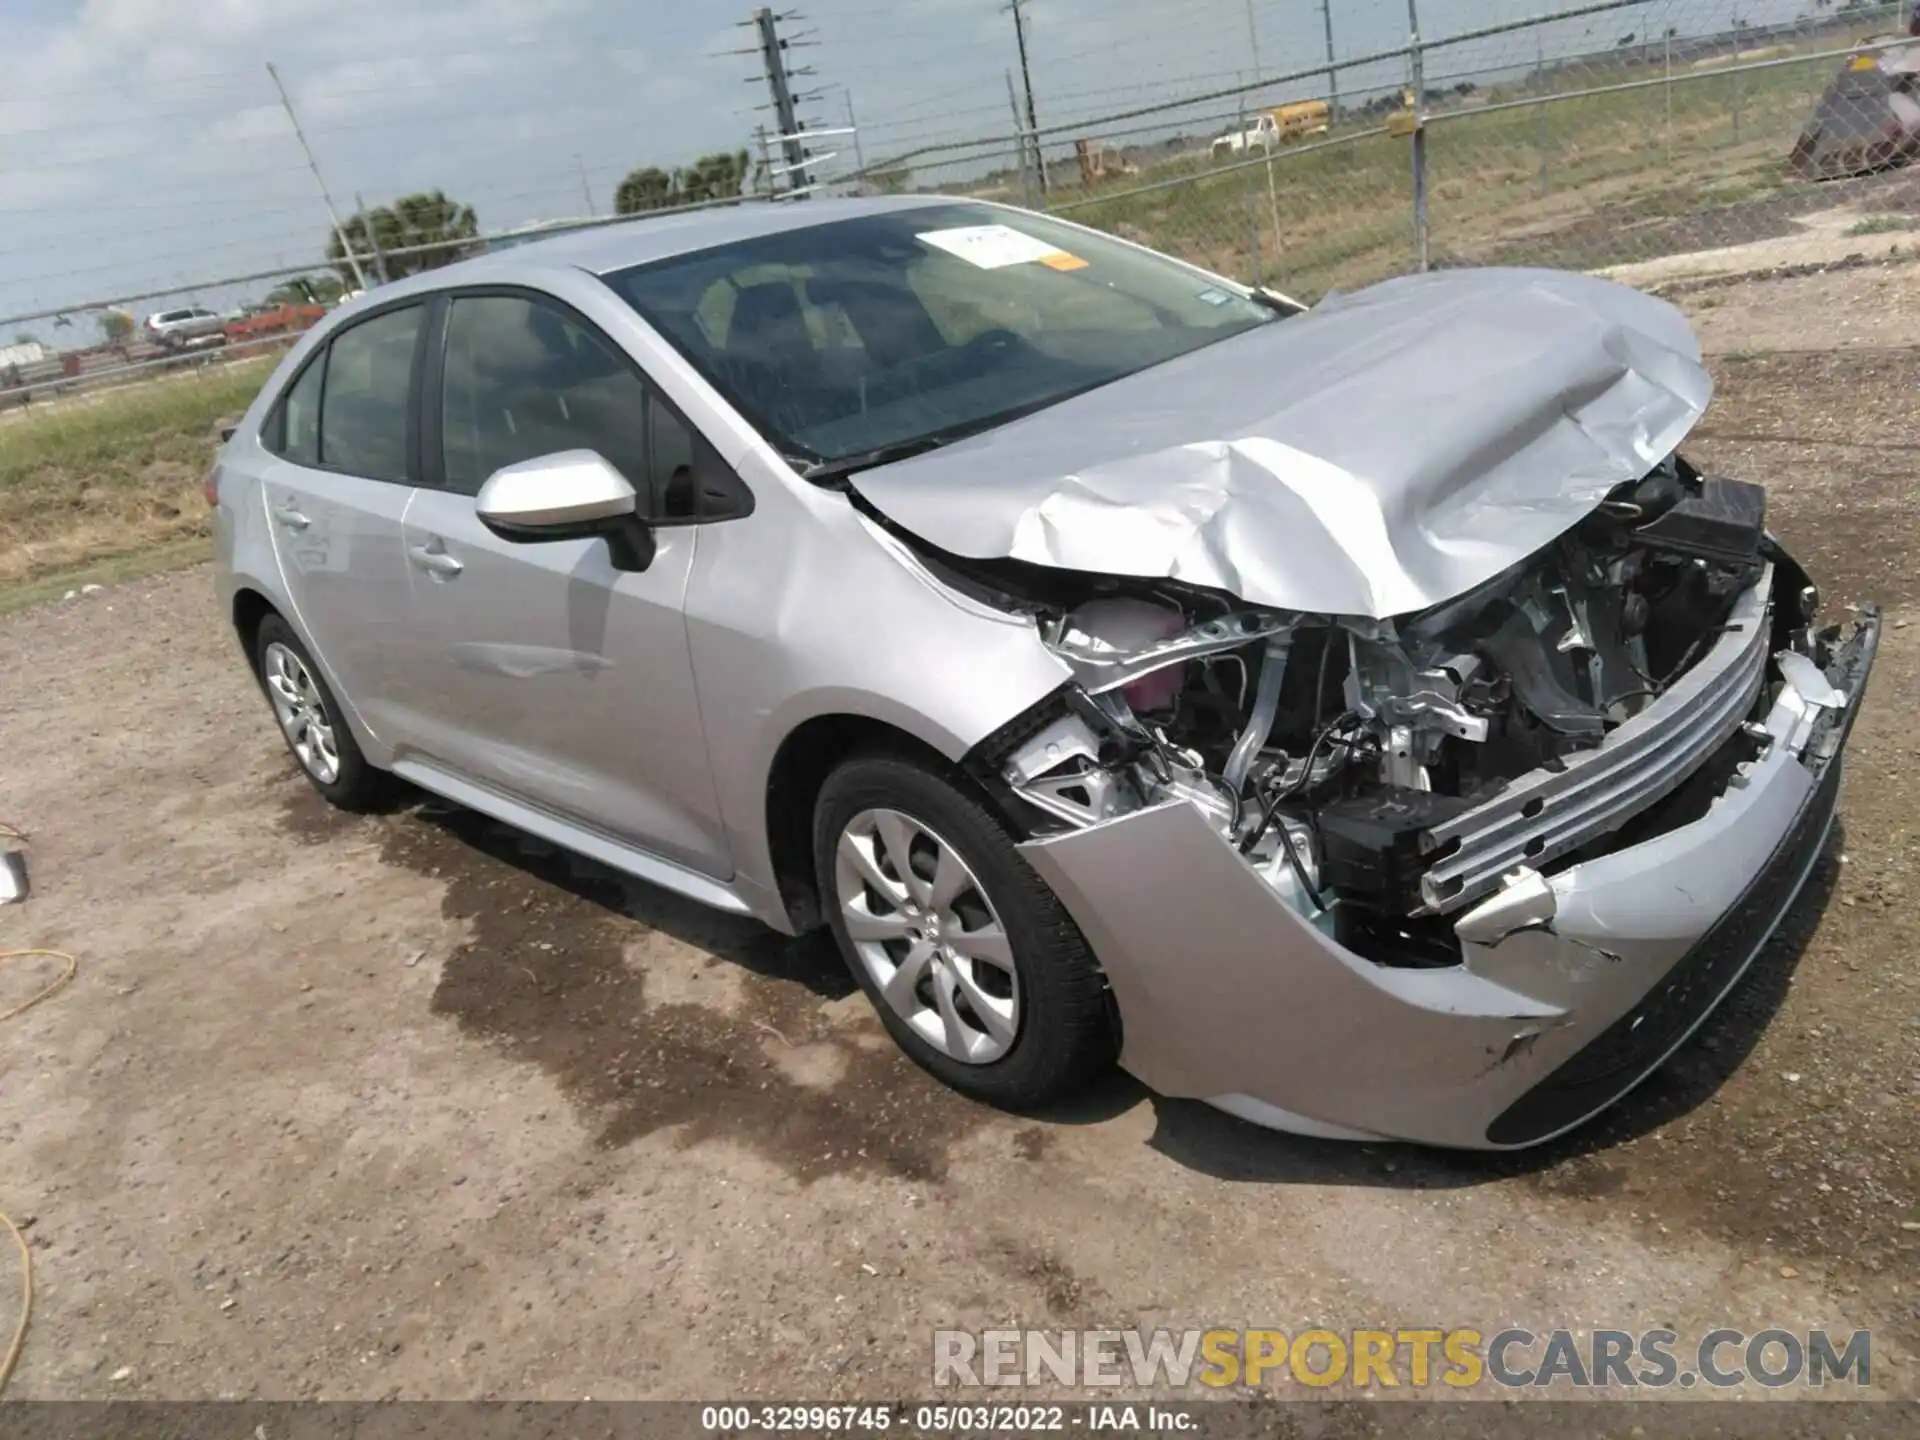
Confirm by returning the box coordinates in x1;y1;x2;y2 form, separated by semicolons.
450;195;960;281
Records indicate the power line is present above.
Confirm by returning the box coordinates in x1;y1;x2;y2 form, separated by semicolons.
0;187;321;218
0;197;756;330
0;23;680;108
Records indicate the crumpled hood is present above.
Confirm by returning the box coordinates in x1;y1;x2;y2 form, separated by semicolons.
850;267;1712;619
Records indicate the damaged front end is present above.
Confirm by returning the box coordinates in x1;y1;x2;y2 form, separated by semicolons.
959;457;1879;1148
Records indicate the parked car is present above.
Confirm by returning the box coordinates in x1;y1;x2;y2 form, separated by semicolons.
211;197;1877;1150
144;306;226;348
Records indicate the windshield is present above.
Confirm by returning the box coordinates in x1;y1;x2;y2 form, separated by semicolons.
606;203;1274;469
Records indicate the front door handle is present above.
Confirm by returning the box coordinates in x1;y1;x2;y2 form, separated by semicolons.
274;502;310;531
408;541;464;579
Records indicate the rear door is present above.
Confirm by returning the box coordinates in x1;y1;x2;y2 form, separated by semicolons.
394;288;731;876
259;301;430;746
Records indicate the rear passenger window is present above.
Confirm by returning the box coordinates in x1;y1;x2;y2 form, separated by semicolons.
274;357;323;466
439;295;650;496
318;305;423;483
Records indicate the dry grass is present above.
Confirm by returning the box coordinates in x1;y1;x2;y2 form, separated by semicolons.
1847;214;1920;236
0;358;274;599
1059;41;1878;298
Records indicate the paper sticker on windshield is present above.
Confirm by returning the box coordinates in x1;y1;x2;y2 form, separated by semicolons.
919;224;1084;271
1195;287;1232;306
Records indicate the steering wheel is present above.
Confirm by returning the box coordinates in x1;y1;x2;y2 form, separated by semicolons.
853;325;1037;418
961;327;1026;363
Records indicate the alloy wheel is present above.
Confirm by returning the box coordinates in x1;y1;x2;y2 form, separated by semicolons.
263;641;341;786
834;807;1020;1064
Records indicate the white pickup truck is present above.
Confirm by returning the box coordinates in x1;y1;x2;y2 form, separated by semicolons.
1211;114;1282;158
1211;102;1331;159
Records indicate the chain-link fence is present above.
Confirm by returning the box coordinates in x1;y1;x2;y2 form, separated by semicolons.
9;0;1919;416
0;200;750;412
864;0;1920;302
1422;1;1920;277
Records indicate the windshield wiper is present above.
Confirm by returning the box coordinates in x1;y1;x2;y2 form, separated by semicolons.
796;381;1124;487
798;433;960;486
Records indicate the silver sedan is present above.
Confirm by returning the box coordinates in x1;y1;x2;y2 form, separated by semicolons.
212;196;1877;1149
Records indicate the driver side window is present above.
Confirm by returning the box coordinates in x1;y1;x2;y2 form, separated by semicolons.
439;294;652;496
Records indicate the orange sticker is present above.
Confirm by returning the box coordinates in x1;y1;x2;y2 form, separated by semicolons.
1039;251;1089;270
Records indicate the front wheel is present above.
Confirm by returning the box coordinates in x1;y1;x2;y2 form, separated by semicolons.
813;754;1116;1110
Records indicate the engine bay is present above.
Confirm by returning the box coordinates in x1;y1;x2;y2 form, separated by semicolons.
955;455;1813;966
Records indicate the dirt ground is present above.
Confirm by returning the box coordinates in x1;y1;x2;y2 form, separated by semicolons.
1;265;1916;1403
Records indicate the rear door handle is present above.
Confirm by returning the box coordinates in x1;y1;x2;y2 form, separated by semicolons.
274;502;310;531
408;541;464;579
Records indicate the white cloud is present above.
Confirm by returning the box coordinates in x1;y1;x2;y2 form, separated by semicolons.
0;0;740;318
2;0;1562;322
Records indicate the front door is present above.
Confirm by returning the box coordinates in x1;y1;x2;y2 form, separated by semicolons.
394;290;730;878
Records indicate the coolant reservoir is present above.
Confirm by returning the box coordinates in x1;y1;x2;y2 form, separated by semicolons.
1065;598;1188;712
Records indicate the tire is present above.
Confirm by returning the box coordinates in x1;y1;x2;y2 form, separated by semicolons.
253;613;389;811
813;753;1117;1110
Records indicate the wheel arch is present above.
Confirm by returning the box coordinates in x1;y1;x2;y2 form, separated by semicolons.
231;585;278;676
226;583;388;768
763;713;951;932
762;709;1052;934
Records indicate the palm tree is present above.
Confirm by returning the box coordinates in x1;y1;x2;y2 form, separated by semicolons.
615;166;675;215
328;191;480;285
614;151;751;215
679;150;751;204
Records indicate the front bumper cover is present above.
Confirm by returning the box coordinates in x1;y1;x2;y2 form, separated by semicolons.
1018;605;1880;1150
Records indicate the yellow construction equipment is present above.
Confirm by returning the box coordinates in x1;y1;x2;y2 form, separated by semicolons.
1074;138;1140;185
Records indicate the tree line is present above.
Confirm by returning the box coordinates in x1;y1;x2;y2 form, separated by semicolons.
612;149;754;216
314;150;757;289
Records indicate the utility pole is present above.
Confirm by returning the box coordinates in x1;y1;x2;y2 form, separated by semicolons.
266;61;368;291
575;154;597;217
1005;0;1047;196
1406;0;1428;272
753;7;810;197
1321;0;1339;116
1006;70;1033;208
1663;26;1674;166
1244;0;1262;84
843;90;866;177
1535;35;1549;198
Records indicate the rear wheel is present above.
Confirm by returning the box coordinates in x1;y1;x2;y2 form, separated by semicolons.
254;613;389;811
813;754;1116;1109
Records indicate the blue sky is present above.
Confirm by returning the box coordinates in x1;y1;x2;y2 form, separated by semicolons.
0;0;1887;333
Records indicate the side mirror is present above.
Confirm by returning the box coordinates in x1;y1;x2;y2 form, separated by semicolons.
474;450;654;570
